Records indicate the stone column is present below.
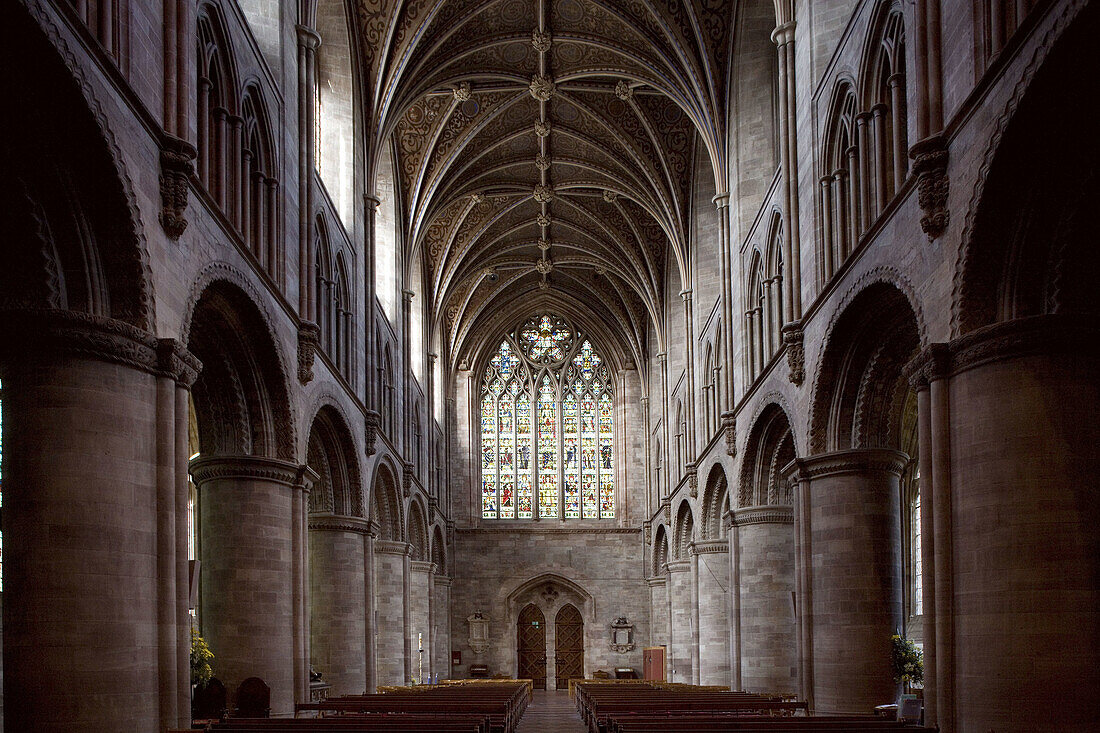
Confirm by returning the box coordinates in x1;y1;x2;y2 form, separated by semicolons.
373;540;410;686
1;312;198;732
308;515;370;696
666;560;693;683
646;577;669;650
771;21;801;319
432;575;453;680
295;24;320;318
732;505;797;695
190;455;316;716
363;529;378;691
909;315;1100;733
692;540;731;686
409;560;433;683
788;449;906;714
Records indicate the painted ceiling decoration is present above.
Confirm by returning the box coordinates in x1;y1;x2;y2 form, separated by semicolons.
358;0;736;371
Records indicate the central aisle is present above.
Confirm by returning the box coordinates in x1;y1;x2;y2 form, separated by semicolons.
516;690;588;733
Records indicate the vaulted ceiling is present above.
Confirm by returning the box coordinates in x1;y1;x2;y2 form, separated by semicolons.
356;0;736;369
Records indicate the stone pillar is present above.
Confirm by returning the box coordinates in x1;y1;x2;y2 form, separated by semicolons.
432;575;452;681
909;315;1100;733
666;560;693;683
1;312;198;732
771;21;801;319
788;449;906;714
647;577;669;650
295;24;320;318
373;540;410;686
692;540;731;686
191;455;316;716
732;505;797;695
308;515;370;696
409;560;433;683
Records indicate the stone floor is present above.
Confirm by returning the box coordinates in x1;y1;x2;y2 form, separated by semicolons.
516;690;588;733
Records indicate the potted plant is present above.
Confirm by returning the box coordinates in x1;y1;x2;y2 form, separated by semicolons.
191;624;215;688
890;633;923;690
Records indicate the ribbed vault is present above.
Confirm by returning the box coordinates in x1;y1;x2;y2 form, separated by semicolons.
353;0;738;369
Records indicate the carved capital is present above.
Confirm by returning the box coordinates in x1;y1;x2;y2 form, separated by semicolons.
910;134;950;241
690;539;729;555
158;135;196;240
297;321;321;384
731;504;794;527
903;342;952;390
0;308;200;385
781;322;805;386
364;410;381;456
190;454;318;492
309;514;373;534
786;448;908;482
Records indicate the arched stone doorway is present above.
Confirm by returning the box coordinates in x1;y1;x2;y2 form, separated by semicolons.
517;604;547;689
554;604;584;689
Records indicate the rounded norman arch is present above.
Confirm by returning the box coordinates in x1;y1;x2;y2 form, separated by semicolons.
808;280;922;454
652;524;670;576
700;462;729;539
673;500;694;560
369;458;404;541
306;403;363;516
739;403;797;507
407;498;429;560
186;279;296;460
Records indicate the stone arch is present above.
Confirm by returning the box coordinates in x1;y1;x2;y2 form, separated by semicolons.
809;281;921;454
306;403;362;516
673;500;694;560
370;457;404;541
185;279;296;460
739;403;797;507
700;462;729;539
431;524;447;574
652;524;670;576
0;1;153;330
954;1;1099;336
407;497;429;560
506;573;596;627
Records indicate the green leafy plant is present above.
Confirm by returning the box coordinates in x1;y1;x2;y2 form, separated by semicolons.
191;625;215;687
891;634;923;686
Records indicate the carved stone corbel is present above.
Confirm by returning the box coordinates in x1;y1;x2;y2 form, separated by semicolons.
720;412;737;457
364;409;381;456
687;464;698;498
403;461;415;499
297;321;320;384
910;134;949;241
782;322;805;386
159;135;196;239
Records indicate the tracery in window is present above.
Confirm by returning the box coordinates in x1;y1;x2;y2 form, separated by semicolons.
481;317;614;520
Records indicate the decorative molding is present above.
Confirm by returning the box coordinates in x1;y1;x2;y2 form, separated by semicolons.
907;315;1099;388
308;514;373;534
0;308;198;386
645;576;666;587
297;321;321;384
782;323;805;386
159;135;196;239
689;539;729;555
608;616;635;653
730;504;793;527
665;559;691;573
190;455;317;491
374;539;411;556
410;560;435;574
910;134;949;241
786;448;908;482
687;464;698;498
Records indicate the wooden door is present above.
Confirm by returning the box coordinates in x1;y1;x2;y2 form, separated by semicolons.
517;604;547;689
554;604;584;688
643;646;666;681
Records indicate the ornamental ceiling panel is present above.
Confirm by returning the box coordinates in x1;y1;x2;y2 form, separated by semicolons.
360;0;732;368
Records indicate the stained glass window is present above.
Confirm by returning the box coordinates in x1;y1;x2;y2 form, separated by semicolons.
480;317;614;520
